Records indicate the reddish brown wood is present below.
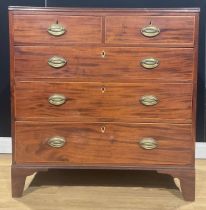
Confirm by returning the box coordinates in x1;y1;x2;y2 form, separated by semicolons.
191;13;200;153
105;15;196;46
9;7;199;200
9;11;16;164
13;15;102;45
15;82;193;123
10;8;199;47
11;166;38;197
157;168;195;201
14;46;194;82
15;122;193;165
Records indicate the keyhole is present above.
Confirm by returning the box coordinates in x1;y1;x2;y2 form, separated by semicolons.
101;87;106;93
101;51;106;58
101;126;106;133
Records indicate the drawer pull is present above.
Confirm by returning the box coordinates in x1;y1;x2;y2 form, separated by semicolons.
48;56;67;68
48;136;66;148
48;22;66;36
140;95;159;106
48;94;67;106
140;58;159;69
139;138;158;150
141;24;160;37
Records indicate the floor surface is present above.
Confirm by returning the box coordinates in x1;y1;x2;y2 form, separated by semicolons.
0;155;206;210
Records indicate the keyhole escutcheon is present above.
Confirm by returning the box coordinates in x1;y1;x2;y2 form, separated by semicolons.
101;50;106;58
101;87;106;93
101;126;106;133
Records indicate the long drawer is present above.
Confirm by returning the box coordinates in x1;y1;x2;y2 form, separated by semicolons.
15;122;193;166
14;46;194;82
15;82;192;123
106;15;196;46
12;15;102;44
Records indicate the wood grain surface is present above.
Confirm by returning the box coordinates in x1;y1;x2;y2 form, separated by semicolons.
9;7;199;199
15;82;193;123
14;46;194;82
106;15;195;46
14;122;193;165
13;15;102;45
158;168;195;201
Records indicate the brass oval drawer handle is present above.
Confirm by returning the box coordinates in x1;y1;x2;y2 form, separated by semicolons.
140;95;159;106
140;58;159;69
48;23;66;36
139;137;158;150
48;136;66;148
48;56;67;68
48;94;67;106
141;24;160;37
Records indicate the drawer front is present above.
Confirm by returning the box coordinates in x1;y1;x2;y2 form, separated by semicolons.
15;122;193;166
13;15;102;44
106;16;195;46
15;46;194;82
15;82;192;123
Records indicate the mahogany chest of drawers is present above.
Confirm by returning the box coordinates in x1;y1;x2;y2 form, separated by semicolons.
9;7;199;200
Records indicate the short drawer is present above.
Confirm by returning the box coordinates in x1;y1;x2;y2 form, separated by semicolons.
15;82;192;123
14;46;194;82
12;15;102;44
15;122;193;166
106;16;196;46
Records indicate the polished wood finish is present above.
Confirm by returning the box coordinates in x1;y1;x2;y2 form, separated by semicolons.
11;166;37;198
157;168;195;201
15;122;193;165
9;7;199;200
11;165;48;198
13;15;102;45
106;16;196;46
14;46;194;82
15;82;192;123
